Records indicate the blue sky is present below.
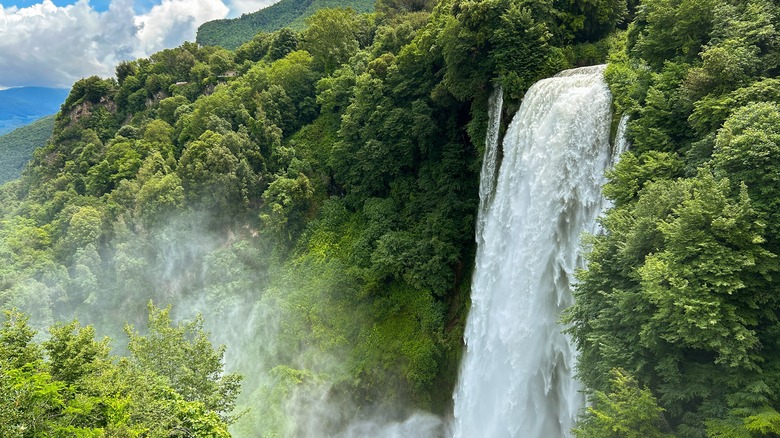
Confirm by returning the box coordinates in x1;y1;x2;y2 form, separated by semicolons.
0;0;275;89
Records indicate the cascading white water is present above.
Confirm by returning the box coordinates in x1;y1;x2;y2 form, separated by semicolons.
453;66;613;438
476;85;504;241
613;114;631;166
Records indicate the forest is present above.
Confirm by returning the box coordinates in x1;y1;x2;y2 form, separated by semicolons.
196;0;375;49
0;116;56;184
0;0;778;435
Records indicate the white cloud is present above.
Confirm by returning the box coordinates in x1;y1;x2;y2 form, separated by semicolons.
0;0;229;89
228;0;277;16
135;0;229;55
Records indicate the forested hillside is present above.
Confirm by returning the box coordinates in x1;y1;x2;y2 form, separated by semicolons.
1;0;778;434
0;115;55;184
196;0;375;49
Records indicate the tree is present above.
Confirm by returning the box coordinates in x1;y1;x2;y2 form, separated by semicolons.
554;0;627;43
176;130;243;214
64;206;103;251
43;320;110;387
629;0;716;69
0;310;41;370
62;76;117;111
302;8;362;74
261;173;315;242
574;369;672;438
125;302;242;419
568;170;780;433
713;102;780;245
269;28;300;61
267;50;318;106
0;309;238;435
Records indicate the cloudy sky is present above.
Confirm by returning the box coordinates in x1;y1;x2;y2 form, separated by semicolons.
0;0;275;89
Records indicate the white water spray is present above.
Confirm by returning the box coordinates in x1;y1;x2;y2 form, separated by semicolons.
453;66;613;437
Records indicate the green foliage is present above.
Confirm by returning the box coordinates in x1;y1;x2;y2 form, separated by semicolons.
261;173;315;242
553;0;627;43
44;321;109;386
301;8;365;74
603;150;684;207
0;115;55;184
0;307;238;436
628;0;716;69
639;173;775;368
62;76;117;112
576;2;780;433
196;0;376;50
712;102;780;244
490;1;557;96
0;0;682;433
574;369;672;438
126;302;243;418
0;310;41;369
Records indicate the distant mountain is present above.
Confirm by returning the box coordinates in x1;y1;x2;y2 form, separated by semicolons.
196;0;374;49
0;114;55;184
0;87;69;135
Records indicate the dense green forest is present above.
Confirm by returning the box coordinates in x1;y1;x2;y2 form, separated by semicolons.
196;0;375;49
569;0;780;435
1;0;779;434
0;115;55;184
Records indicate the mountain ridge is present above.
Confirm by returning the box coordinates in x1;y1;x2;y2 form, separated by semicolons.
196;0;374;49
0;86;68;134
0;115;55;184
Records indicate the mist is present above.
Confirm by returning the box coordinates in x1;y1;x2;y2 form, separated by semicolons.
1;196;447;436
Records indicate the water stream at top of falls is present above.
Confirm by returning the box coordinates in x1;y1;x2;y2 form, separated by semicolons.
453;65;614;438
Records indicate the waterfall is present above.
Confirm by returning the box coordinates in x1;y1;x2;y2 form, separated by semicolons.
613;114;631;165
453;66;613;438
476;85;504;241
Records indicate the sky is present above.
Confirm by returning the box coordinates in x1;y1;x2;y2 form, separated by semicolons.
0;0;277;89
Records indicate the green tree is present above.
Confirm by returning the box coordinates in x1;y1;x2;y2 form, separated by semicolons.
125;302;242;419
574;369;672;438
569;170;780;433
43;321;109;387
0;310;41;370
261;173;315;242
269;28;300;61
713;102;780;244
176;130;243;214
302;8;362;74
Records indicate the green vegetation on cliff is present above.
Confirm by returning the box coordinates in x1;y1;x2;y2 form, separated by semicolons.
568;0;780;436
5;0;780;435
0;0;625;433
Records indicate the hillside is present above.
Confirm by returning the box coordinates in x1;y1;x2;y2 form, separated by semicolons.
196;0;374;49
0;115;55;184
1;0;780;436
0;87;69;134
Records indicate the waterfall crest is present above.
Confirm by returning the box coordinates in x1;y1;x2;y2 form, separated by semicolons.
453;66;613;438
